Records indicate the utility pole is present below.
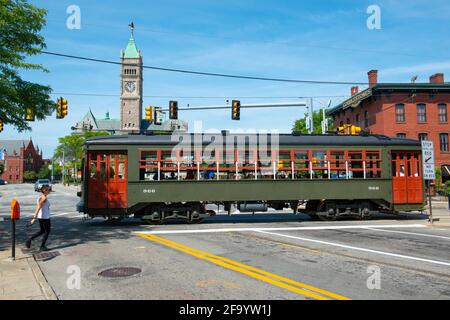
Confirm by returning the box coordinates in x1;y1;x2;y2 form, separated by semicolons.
310;97;314;134
321;100;331;134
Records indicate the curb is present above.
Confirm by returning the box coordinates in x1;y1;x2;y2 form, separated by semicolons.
28;257;58;300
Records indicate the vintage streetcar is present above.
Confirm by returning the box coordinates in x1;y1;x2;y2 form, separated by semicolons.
76;132;425;223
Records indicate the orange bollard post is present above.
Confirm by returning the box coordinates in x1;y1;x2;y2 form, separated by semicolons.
10;199;20;261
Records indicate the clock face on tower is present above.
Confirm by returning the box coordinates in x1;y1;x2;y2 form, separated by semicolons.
124;81;136;93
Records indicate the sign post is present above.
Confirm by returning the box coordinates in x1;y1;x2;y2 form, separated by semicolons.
421;140;438;224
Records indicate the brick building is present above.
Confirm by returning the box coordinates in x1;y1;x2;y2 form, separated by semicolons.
0;139;48;183
327;70;450;183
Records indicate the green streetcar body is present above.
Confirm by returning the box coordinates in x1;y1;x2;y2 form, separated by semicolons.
77;133;426;221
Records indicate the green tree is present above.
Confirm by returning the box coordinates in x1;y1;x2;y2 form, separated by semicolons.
0;0;55;131
292;110;333;134
54;131;111;161
23;170;36;181
36;165;50;179
53;131;110;172
53;131;110;185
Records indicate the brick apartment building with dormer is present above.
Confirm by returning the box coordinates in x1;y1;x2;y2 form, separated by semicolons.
327;70;450;182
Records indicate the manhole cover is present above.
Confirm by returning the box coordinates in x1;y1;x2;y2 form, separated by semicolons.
34;251;60;261
98;267;141;278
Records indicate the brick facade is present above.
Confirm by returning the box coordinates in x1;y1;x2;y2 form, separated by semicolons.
0;139;47;183
327;70;450;180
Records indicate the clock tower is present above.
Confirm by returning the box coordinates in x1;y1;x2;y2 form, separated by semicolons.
120;23;143;132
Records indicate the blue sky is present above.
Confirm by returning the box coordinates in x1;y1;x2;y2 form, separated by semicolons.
3;0;450;158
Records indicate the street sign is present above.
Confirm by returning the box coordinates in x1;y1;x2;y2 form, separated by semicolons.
421;140;435;180
305;116;311;131
154;107;164;125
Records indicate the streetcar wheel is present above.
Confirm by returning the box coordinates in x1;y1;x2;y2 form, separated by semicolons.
318;212;337;221
188;211;204;224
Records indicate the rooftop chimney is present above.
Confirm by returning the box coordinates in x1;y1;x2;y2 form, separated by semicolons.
368;70;378;87
430;73;444;84
351;86;359;96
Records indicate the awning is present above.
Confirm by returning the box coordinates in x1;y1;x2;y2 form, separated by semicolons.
442;165;450;181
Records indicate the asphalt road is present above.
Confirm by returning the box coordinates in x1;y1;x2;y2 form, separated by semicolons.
1;183;449;300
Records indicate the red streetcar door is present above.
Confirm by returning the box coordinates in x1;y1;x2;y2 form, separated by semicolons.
88;152;108;209
107;153;127;208
406;152;423;204
87;152;127;209
392;151;423;204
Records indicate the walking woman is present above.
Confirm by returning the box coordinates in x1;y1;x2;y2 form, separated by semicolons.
25;185;51;251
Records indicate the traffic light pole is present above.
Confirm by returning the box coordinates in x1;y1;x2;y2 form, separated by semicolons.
159;101;307;112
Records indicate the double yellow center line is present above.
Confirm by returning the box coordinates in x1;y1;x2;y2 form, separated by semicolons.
137;233;350;300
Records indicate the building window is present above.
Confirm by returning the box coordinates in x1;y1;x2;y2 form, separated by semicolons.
395;103;405;122
346;118;350;124
440;133;449;152
364;111;369;128
417;104;427;122
339;121;344;126
355;114;360;124
396;133;406;139
438;103;448;123
418;133;428;141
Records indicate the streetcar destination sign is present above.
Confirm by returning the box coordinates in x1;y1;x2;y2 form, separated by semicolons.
421;140;435;180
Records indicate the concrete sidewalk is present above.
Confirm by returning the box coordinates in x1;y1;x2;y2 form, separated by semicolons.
0;247;57;300
423;202;450;227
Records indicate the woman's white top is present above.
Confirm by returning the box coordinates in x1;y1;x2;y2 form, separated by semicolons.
37;196;51;219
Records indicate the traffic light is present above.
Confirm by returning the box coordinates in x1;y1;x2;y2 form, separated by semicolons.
145;106;153;122
351;126;361;135
0;118;3;133
337;124;362;135
232;100;241;120
169;101;178;120
56;98;62;119
25;107;35;121
61;98;68;118
56;97;68;119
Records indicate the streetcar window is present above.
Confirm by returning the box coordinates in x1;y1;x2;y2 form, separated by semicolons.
237;149;256;180
330;151;346;179
118;162;125;180
90;162;97;179
139;150;158;181
100;162;107;180
138;148;383;181
348;151;364;179
276;151;292;179
109;155;116;179
178;151;197;180
399;165;405;177
366;151;382;178
311;151;327;179
293;151;309;179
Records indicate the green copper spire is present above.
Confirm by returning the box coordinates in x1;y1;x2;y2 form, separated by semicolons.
123;22;140;58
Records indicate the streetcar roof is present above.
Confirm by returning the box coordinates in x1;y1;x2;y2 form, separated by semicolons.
84;133;421;147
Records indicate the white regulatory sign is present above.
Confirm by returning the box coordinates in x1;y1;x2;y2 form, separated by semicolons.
421;140;435;180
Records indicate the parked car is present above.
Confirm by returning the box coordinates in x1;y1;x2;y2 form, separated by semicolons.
34;179;52;192
0;179;7;185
